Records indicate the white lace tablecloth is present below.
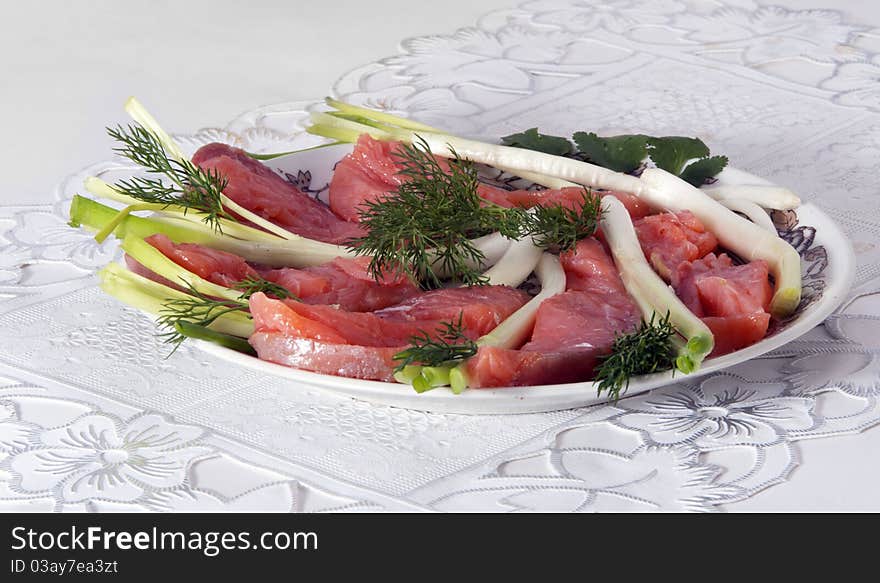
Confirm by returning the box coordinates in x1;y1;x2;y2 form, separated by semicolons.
2;0;879;512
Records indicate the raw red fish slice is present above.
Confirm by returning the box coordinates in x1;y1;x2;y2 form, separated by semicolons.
673;253;773;355
702;314;772;356
603;191;652;219
328;134;404;222
249;287;529;381
330;255;408;283
124;255;181;290
328;134;517;221
464;348;559;388
634;211;717;279
249;294;349;343
131;233;418;311
192;143;365;244
499;187;651;219
328;135;650;224
254;299;464;347
697;275;769;317
374;286;529;334
464;239;640;388
250;333;401;382
524;291;639;353
470;183;529;208
192;143;280;179
250;296;400;379
493;187;580;209
140;233;258;287
673;253;773;316
257;256;419;312
257;267;328;299
465;290;641;387
559;238;628;295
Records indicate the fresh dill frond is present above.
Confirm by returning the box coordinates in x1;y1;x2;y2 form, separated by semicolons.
526;188;602;252
156;281;248;352
350;138;609;286
233;275;298;300
351;136;523;289
107;124;232;232
157;276;297;351
482;203;530;240
393;314;479;371
593;312;677;401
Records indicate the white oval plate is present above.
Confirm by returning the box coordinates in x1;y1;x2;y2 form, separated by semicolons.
195;144;855;414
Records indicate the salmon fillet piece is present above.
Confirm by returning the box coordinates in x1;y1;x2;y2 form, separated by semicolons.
249;286;529;381
193;143;365;245
464;238;640;388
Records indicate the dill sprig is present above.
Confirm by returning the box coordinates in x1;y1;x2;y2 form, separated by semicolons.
593;312;677;401
526;189;602;252
233;275;297;300
393;314;478;371
350;137;607;287
350;137;526;289
157;282;247;351
157;276;296;351
107;124;232;232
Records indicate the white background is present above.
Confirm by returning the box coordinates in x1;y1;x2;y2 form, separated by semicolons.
1;0;878;511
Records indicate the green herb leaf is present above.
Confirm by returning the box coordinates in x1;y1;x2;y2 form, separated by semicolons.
572;132;650;174
393;314;478;371
502;128;728;183
501;128;573;156
526;189;602;251
593;312;677;401
157;275;296;352
233;275;298;301
679;155;729;187
646;136;710;175
350;136;528;288
480;204;530;241
157;280;249;352
107;124;232;233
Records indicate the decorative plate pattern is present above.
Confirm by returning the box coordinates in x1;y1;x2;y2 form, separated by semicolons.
2;0;880;511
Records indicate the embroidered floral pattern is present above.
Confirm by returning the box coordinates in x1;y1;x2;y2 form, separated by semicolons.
612;375;816;448
0;402;33;453
9;413;210;502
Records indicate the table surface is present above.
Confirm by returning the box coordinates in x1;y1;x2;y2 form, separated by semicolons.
1;0;879;512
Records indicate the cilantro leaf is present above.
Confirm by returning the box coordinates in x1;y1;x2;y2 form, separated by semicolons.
679;155;728;187
572;132;650;174
646;136;710;175
503;127;728;185
501;128;573;156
